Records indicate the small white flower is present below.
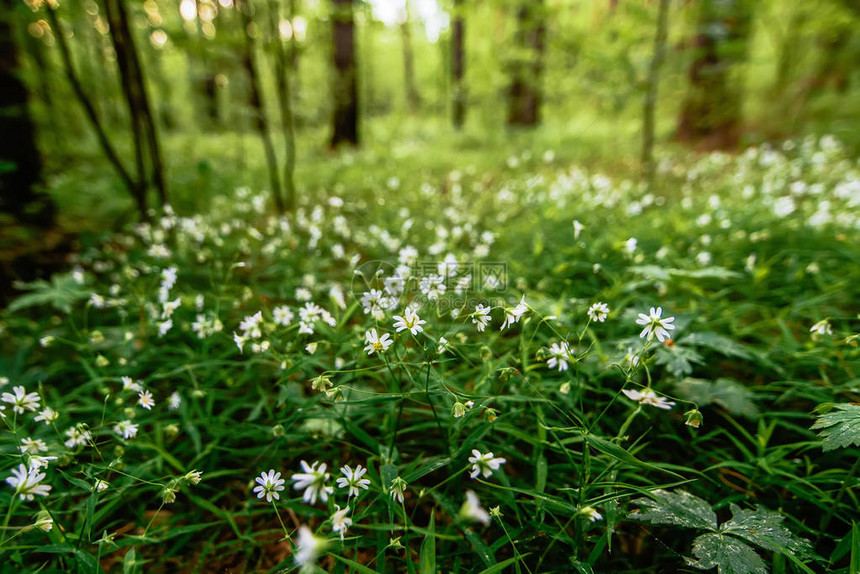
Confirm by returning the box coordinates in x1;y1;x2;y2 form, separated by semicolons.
389;476;407;504
34;511;53;531
64;425;92;449
635;307;676;342
459;489;490;526
625;237;638;254
6;464;51;501
157;319;173;337
273;305;294;326
579;506;603;522
19;437;48;454
253;469;285;503
392;307;426;335
291;460;334;505
572;219;584;239
622;388;675;410
547;341;572;372
138;390;155;410
331;505;353;540
500;296;528;331
94;479;109;492
121;376;142;392
1;385;41;414
113;420;139;440
168;392;181;410
34;406;58;424
468;449;506;479
471;304;491;332
336;464;371;498
363;329;392;356
810;320;832;336
294;525;327;567
587;302;610;323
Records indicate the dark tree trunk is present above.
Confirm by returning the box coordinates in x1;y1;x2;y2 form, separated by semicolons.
400;5;420;112
676;0;752;150
451;0;466;129
507;0;545;127
45;1;146;218
641;0;670;187
268;0;297;211
237;0;285;213
330;0;358;147
104;0;168;207
0;0;54;226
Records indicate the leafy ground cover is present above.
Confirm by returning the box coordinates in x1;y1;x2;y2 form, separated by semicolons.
1;132;859;573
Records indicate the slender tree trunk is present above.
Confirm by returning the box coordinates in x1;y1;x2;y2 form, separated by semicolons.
676;0;752;149
103;0;147;200
507;0;545;127
641;0;670;188
236;0;285;213
451;0;466;129
0;0;54;226
330;0;358;147
400;4;420;112
268;0;297;211
44;2;146;218
111;0;168;206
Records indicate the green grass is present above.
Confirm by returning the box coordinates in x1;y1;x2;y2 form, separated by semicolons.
1;126;859;573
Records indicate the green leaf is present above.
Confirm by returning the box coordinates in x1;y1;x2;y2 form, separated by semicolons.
654;343;704;378
123;548;138;574
420;513;435;574
721;504;813;560
8;273;91;314
627;489;717;531
332;555;380;574
688;533;767;574
585;435;682;477
476;555;530;574
674;378;759;419
851;521;859;574
810;404;860;451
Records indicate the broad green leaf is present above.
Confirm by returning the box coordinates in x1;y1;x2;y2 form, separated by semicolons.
654;343;704;378
682;332;754;361
8;273;91;314
688;533;767;574
627;489;717;531
810;404;860;451
123;548;138;574
674;378;759;419
721;504;812;560
420;513;435;574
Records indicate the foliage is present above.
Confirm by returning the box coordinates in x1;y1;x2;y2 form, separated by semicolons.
629;490;813;574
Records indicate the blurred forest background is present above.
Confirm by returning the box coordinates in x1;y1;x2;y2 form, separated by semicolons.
1;0;859;287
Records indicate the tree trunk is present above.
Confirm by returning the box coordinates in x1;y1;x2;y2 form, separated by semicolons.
507;0;545;127
268;0;297;211
451;0;466;129
330;0;358;147
237;0;285;213
113;0;168;207
103;0;168;208
675;0;752;150
641;0;670;188
400;4;420;113
44;1;146;218
0;0;54;226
